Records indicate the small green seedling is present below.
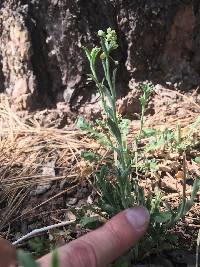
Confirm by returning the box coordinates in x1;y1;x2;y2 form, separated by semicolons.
138;83;154;141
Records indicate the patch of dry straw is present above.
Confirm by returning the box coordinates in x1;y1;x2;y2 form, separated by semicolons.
0;95;100;232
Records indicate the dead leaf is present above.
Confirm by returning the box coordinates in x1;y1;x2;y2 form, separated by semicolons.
175;171;184;180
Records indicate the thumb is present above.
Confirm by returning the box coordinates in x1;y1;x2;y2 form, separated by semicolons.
0;238;16;267
39;206;150;267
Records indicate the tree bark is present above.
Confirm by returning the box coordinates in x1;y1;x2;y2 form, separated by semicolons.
0;0;199;110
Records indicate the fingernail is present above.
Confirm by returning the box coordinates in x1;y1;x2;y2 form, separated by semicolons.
125;206;150;232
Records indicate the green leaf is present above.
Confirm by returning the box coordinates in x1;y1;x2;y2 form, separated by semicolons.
143;128;157;137
107;118;121;144
76;117;92;131
195;157;200;164
165;234;178;243
119;119;131;137
17;250;40;267
103;85;113;105
91;47;101;66
101;203;117;215
112;68;117;99
190;178;200;203
113;257;129;267
99;165;108;178
154;211;172;223
105;106;114;118
76;117;111;146
81;151;101;162
82;46;91;61
28;237;47;258
149;159;158;171
80;216;101;228
174;178;200;222
87;73;96;81
51;250;59;267
145;132;167;152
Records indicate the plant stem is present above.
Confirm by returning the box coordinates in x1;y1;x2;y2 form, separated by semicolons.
138;106;145;141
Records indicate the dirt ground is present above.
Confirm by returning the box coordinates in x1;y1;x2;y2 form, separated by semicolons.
0;87;200;266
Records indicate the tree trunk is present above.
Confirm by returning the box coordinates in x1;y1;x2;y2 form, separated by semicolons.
0;0;199;111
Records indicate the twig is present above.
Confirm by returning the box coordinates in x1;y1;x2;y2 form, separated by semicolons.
12;219;76;245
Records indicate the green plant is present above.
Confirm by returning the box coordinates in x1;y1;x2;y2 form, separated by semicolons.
144;116;200;153
82;28;138;215
79;27;200;260
28;237;50;258
17;28;200;267
17;249;59;267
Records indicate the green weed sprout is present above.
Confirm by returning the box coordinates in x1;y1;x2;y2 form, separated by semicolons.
138;83;154;140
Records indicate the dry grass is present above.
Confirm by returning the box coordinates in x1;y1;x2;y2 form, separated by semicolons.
0;95;100;232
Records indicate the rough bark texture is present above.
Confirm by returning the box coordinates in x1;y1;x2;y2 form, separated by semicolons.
0;0;199;111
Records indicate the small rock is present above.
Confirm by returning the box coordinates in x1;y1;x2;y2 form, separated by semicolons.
30;182;52;196
87;195;93;204
42;160;56;176
30;159;56;196
65;211;76;221
67;197;77;206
